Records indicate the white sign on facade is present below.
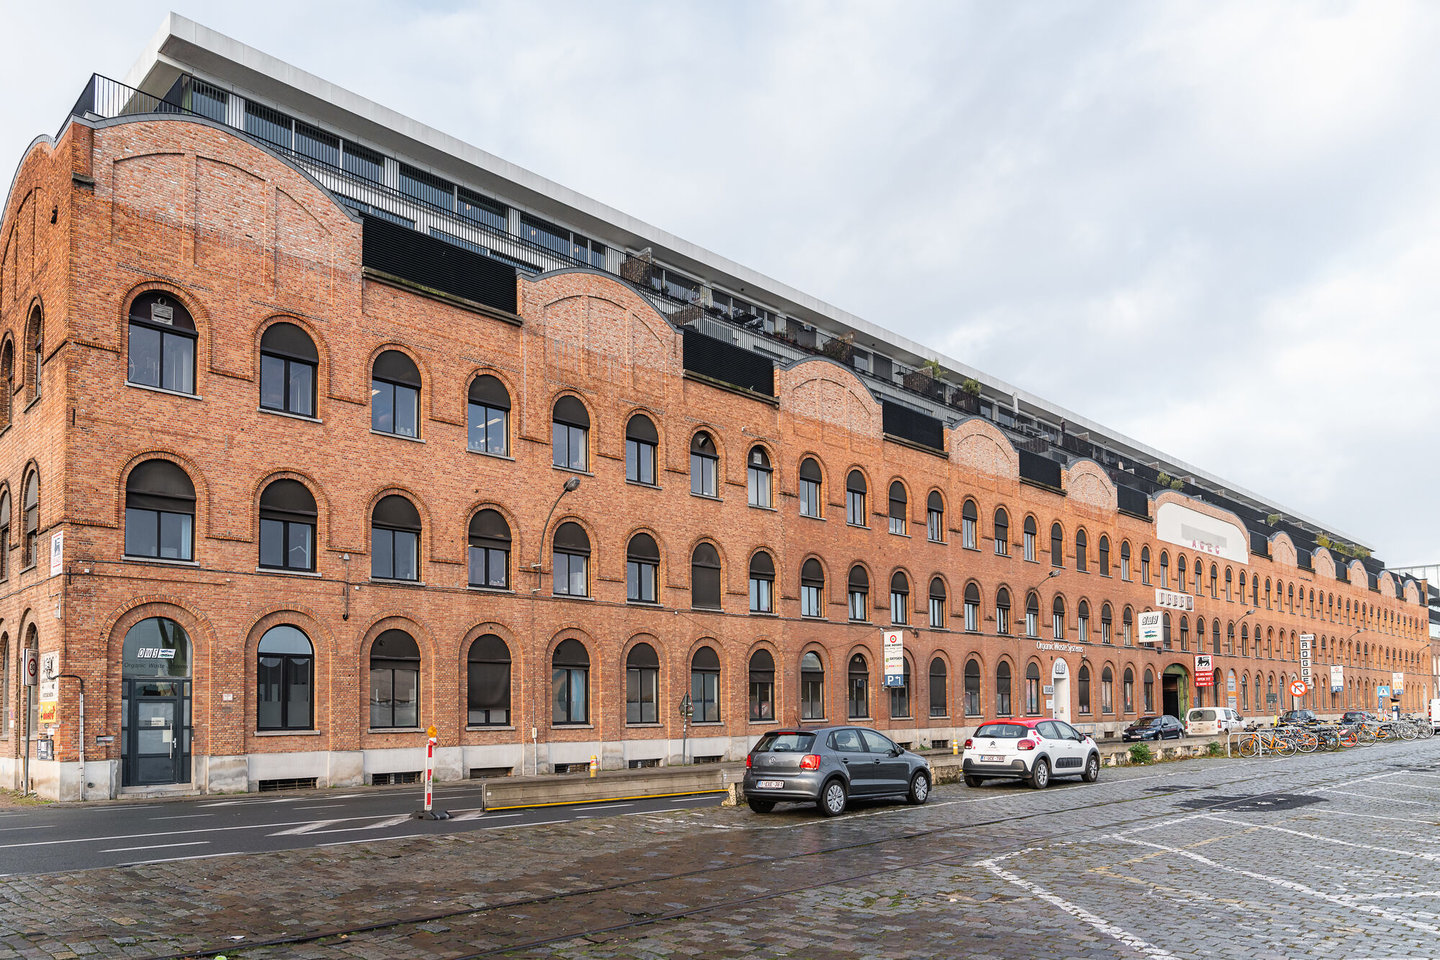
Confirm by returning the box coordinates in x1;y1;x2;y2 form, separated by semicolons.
1155;502;1249;566
1330;665;1344;692
1137;610;1164;645
1195;654;1213;673
882;630;905;688
1392;671;1404;694
1299;634;1313;688
49;531;63;578
38;652;59;701
1154;589;1194;612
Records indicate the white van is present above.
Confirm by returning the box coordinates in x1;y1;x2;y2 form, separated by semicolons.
1185;706;1243;737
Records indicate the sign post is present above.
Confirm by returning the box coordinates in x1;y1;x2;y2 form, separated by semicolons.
411;725;450;820
21;647;36;793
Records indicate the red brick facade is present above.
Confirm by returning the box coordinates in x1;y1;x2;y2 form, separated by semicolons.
0;116;1429;799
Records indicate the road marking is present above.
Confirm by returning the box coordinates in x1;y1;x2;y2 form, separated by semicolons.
485;819;565;830
0;818;324;850
119;851;244;868
151;814;215;821
1203;815;1440;864
581;803;634;811
318;834;424;847
103;840;210;854
668;796;717;803
302;815;414;835
270;820;344;836
1313;789;1429;805
1299;809;1423;825
293;804;347;810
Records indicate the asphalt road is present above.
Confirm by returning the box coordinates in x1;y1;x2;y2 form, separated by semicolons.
0;783;722;874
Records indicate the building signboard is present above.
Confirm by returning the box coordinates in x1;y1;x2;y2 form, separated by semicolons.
1330;665;1344;693
1137;611;1164;645
883;631;904;688
1154;589;1193;612
1155;502;1249;566
1392;671;1404;694
1299;634;1313;689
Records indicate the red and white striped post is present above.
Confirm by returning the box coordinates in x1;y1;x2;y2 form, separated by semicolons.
412;724;450;820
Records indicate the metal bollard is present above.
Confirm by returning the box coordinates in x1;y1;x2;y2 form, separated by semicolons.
589;754;598;778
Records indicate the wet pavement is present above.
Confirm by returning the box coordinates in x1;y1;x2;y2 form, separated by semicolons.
1;741;1438;959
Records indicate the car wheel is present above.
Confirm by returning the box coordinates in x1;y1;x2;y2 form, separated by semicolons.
1029;757;1051;790
1082;752;1100;783
963;774;985;788
746;798;775;814
907;771;930;805
817;778;848;817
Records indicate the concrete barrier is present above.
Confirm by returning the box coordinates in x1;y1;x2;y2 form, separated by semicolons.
480;764;732;810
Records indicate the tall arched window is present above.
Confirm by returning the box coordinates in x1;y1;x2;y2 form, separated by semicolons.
890;571;910;625
996;662;1012;716
1123;607;1134;645
801;558;825;618
1100;602;1113;644
626;533;660;604
927;491;945;542
964;658;981;716
0;489;9;580
1025;592;1040;637
259;322;317;417
371;350;420;437
1211;563;1220;598
1099;535;1111;576
1023;516;1037;561
964;582;981;632
889;656;912;719
27;307;41;402
1144;668;1155;712
0;339;13;429
626;643;659;724
128;294;195;395
468;509;511;589
259;479;316;572
1052;595;1066;639
747;447;773;508
1075;529;1088;572
551;396;589;471
846;471;867;526
691;647;720;722
1078;664;1092;715
1051;522;1064;567
799;457;822;518
1120;541;1132;580
1025;662;1041;715
691;542;721;609
467;634;510;726
888;481;908;535
996;587;1012;635
749;649;775;721
848;566;870;621
1078;599;1090;642
962;499;978;548
1179;615;1188;650
371;495;420;581
124;461;194;561
848;654;870;718
257;625;313;731
1159;551;1169;588
801;651;825;720
468;375;511;455
994;508;1010;555
1101;666;1114;713
748;551;775;613
626;413;660;486
552;638;589;724
22;472;37;568
1140;545;1151;584
369;629;419;729
929;657;948;718
552;521;590;597
929;576;946;628
1123;667;1135;713
690;432;717;497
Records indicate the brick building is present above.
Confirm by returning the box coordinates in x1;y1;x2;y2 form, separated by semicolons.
0;17;1430;799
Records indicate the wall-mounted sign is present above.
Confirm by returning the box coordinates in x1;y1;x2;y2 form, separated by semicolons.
1155;502;1249;566
1138;611;1164;644
1392;671;1404;693
49;531;63;578
1154;589;1193;612
1036;641;1083;654
882;631;904;688
1330;665;1344;692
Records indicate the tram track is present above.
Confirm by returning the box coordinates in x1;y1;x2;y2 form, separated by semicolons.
147;745;1439;960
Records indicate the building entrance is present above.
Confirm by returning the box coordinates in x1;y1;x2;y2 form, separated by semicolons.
1051;658;1070;722
1162;664;1190;719
120;617;193;787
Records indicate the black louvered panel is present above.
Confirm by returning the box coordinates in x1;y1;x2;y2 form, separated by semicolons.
1250;531;1271;557
682;328;775;396
361;214;517;313
1017;450;1062;490
882;401;944;452
1116;484;1150;520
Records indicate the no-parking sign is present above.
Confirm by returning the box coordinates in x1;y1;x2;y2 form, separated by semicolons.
1288;680;1307;697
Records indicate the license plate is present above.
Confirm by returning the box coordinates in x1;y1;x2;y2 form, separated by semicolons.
756;780;784;789
980;754;1005;763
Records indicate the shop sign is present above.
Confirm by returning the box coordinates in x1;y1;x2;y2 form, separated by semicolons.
1138;610;1164;644
1037;641;1082;653
1299;634;1313;688
1154;589;1193;612
135;648;177;660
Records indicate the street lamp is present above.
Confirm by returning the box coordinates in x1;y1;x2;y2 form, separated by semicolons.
528;475;582;777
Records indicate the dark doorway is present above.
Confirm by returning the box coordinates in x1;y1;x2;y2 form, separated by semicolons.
119;617;193;787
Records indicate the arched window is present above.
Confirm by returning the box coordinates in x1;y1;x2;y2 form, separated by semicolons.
1078;599;1090;642
996;662;1012;716
626;643;659;724
124;461;194;561
1101;666;1114;714
369;629;419;729
466;634;510;726
623;414;657;484
890;571;910;625
1052;595;1066;639
468;509;511;589
964;582;981;632
552;638;589;724
22;473;37;569
1100;602;1113;644
888;481;908;535
1051;522;1064;567
259;479;316;572
1225;566;1233;600
993;507;1009;555
1123;607;1134;646
1123;667;1135;713
1120;541;1132;581
551;396;589;471
1178;555;1188;592
371;495;420;581
691;647;721;722
801;558;825;618
0;338;12;429
1023;515;1037;561
128;293;194;395
0;489;9;580
1075;529;1088;572
964;658;981;716
929;576;946;628
1212;620;1222;655
889;655;912;719
257;625;313;731
691;543;721;609
801;651;825;720
1226;622;1235;655
799;457;822;518
371;350;420;437
962;499;978;548
1241;624;1250;656
1140;545;1151;584
840;653;864;719
846;471;867;526
1211;563;1220;598
259;322;317;417
1099;535;1111;576
927;491;945;542
690;432;718;497
552;521;590;597
1241;674;1249;711
1025;662;1041;715
749;649;775;721
748;551;775;613
1159;551;1169;588
1078;664;1092;715
929;657;948;718
848;565;870;621
468;375;511;456
626;533;660;604
1143;668;1155;713
1025;592;1040;637
747;447;773;508
996;587;1012;635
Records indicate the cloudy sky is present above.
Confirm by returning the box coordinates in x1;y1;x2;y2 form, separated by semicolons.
3;2;1436;567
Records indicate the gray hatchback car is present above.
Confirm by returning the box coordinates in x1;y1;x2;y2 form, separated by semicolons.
743;726;933;816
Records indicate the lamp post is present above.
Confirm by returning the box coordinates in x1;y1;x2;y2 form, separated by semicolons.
528;475;581;777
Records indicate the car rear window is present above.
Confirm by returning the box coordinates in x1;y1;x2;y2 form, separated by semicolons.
975;723;1029;738
753;732;815;753
1191;709;1216;721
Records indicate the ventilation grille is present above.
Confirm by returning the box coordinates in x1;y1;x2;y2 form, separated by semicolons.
691;755;722;765
371;771;422;786
627;758;661;769
468;766;513;780
257;777;317;793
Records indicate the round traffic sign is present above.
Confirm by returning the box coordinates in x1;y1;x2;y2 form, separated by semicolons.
1288;680;1307;697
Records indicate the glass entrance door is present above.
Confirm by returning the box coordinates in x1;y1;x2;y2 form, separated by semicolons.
122;679;191;786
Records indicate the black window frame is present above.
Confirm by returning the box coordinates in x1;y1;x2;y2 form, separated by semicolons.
256;624;314;732
466;633;511;726
468;509;511;590
124;461;195;562
371;350;421;439
258;478;317;572
468;375;511;456
370;495;420;582
258;322;318;418
625;415;658;486
127;292;197;395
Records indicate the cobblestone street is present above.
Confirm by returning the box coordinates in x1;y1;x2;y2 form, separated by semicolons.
2;742;1439;959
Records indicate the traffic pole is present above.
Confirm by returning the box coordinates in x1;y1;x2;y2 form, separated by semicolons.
412;725;450;820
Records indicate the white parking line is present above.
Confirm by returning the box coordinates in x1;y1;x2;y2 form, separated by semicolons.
151;814;215;821
103;840;209;854
1203;815;1440;864
1313;789;1430;805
